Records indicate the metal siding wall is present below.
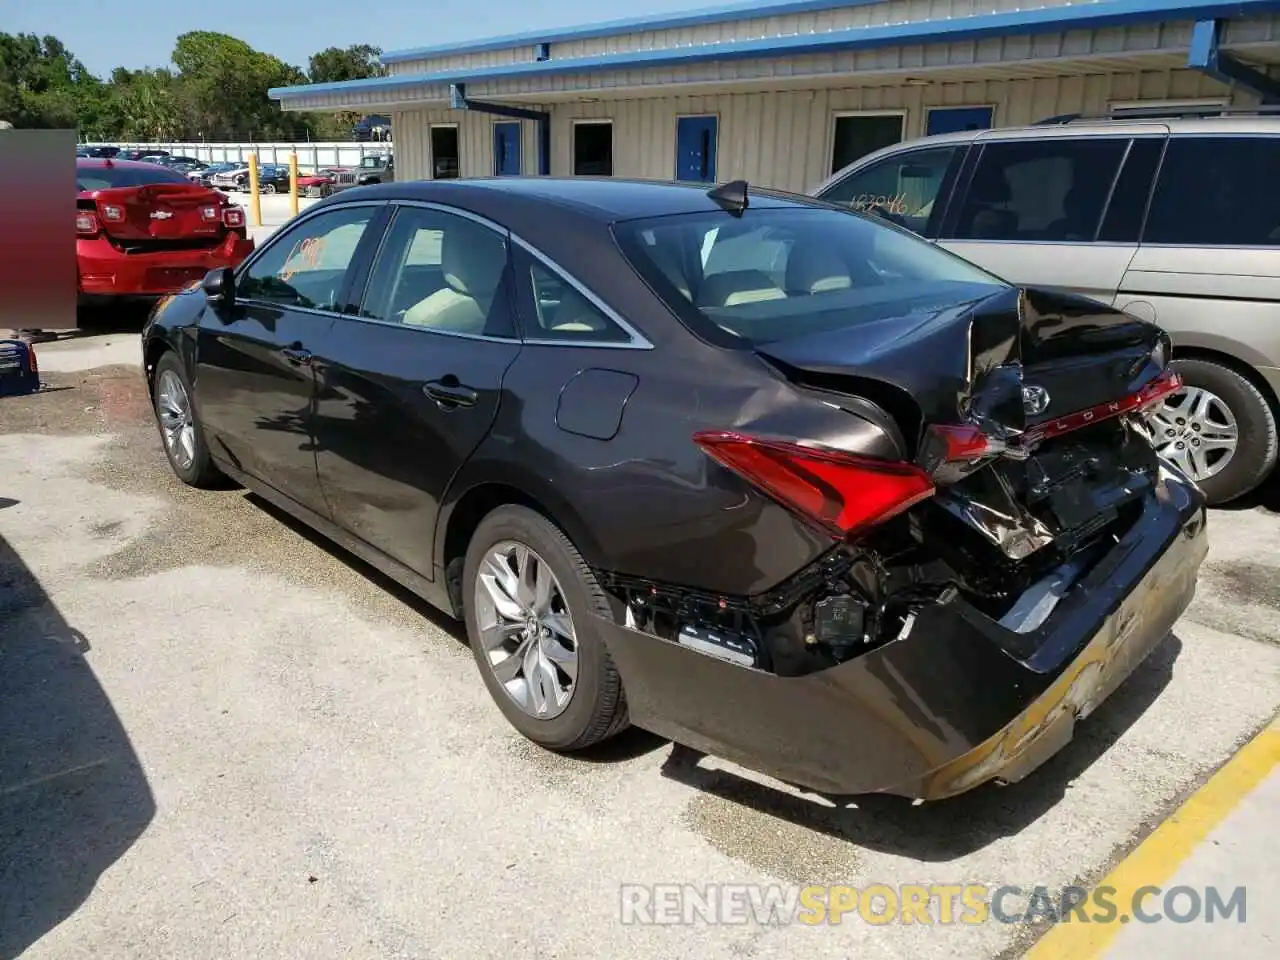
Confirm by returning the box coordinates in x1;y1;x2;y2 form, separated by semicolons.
530;66;1250;191
383;0;1087;75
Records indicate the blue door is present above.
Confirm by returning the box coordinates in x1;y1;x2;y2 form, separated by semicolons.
494;122;522;176
675;115;718;182
926;106;994;137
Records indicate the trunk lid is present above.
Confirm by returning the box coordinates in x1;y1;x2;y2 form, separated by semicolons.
755;286;1167;440
90;183;225;242
756;286;1176;571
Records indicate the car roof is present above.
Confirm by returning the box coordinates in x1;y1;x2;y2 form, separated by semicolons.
345;176;822;222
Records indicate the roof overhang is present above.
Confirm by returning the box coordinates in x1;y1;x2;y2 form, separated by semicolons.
270;0;1280;110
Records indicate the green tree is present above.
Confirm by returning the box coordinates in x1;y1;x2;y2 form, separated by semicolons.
308;44;384;83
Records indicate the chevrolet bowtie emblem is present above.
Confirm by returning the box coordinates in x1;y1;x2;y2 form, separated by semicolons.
150;210;174;220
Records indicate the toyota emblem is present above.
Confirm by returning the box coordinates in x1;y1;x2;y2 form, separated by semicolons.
1022;384;1051;415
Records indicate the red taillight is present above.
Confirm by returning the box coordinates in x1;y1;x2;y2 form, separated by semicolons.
222;206;245;228
99;204;124;222
924;424;1007;462
201;204;220;223
692;431;935;540
76;212;99;235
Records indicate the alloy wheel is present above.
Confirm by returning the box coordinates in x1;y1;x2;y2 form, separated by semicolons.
1147;385;1239;482
473;540;578;720
156;369;196;471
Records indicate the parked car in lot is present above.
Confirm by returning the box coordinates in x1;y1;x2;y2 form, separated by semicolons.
814;106;1280;505
141;177;1207;800
209;165;251;192
189;161;238;187
297;171;337;197
329;154;394;192
76;158;253;316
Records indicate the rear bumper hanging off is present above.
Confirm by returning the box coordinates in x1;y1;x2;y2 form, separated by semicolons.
596;468;1208;799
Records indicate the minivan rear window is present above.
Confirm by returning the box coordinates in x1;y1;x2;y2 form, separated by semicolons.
1144;136;1280;246
614;206;1008;347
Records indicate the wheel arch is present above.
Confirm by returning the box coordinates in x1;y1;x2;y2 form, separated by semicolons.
436;470;605;619
1169;344;1280;417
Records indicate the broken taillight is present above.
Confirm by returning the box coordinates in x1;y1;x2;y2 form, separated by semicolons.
692;430;936;540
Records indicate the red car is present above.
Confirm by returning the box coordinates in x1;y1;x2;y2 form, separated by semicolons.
76;158;254;310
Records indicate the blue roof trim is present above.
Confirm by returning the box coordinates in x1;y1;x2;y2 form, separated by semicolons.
380;0;883;63
271;0;1280;100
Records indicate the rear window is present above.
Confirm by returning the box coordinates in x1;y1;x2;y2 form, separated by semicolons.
613;206;1008;346
77;164;193;192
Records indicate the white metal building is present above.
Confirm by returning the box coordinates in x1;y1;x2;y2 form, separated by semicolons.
269;0;1280;193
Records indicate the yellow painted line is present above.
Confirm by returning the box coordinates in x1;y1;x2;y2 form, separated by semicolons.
1024;719;1280;960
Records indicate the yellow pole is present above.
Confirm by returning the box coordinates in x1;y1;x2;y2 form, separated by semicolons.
289;153;299;216
247;153;261;227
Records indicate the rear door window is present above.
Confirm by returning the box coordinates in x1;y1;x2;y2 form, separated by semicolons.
817;146;962;236
944;138;1128;242
359;205;516;338
1143;136;1280;246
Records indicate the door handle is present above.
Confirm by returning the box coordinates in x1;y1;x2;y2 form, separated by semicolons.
281;344;312;365
423;378;479;409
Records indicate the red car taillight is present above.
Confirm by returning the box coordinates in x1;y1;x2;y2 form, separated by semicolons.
201;204;220;223
693;431;935;540
222;206;245;228
76;211;99;235
99;204;125;223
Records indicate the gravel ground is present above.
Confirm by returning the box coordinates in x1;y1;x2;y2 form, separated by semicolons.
2;336;1278;959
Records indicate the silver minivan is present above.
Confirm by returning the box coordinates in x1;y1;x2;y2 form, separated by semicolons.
812;107;1280;505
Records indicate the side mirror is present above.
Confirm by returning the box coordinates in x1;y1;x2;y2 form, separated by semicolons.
202;267;235;304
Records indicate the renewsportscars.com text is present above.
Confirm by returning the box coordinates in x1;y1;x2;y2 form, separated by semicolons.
619;882;1247;926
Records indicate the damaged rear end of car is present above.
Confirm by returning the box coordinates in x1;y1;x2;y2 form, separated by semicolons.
598;204;1207;800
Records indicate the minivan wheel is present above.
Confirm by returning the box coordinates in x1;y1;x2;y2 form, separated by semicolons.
1148;358;1279;505
463;505;628;751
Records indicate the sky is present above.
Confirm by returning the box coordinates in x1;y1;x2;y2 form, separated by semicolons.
8;0;712;78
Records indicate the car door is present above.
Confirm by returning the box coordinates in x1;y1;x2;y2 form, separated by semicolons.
936;132;1163;304
814;142;968;238
309;202;523;578
194;200;388;516
1117;133;1280;346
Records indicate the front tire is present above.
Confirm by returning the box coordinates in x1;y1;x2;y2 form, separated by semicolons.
1149;358;1279;504
463;505;628;751
151;351;223;488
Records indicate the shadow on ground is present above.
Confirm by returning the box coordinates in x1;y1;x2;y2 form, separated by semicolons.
243;486;1180;859
1217;469;1280;514
0;532;155;959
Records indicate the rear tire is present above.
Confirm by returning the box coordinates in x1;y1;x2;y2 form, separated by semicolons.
151;351;224;488
462;505;628;751
1154;358;1278;504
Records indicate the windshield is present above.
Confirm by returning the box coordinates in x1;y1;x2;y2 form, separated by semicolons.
76;163;195;191
613;206;1008;346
